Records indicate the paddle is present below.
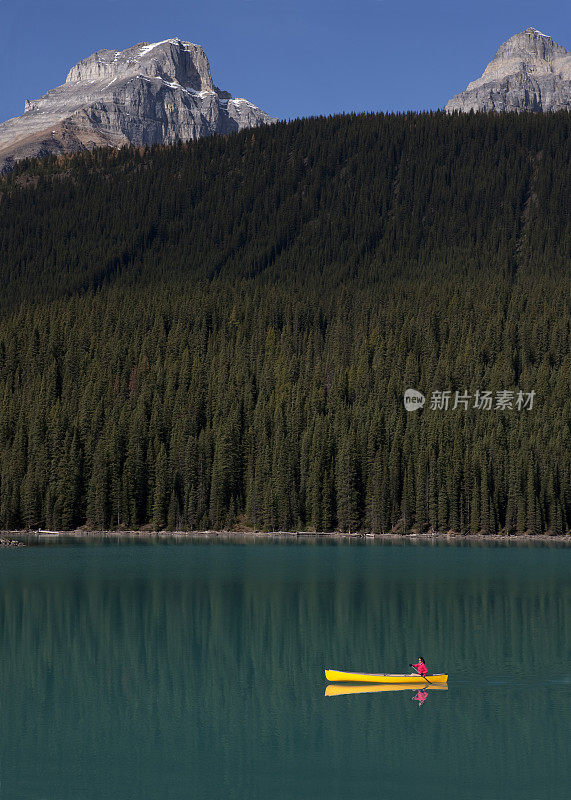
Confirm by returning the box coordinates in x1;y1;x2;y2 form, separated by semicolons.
410;664;432;684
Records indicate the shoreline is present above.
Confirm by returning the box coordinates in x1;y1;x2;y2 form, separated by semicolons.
2;529;571;547
0;535;26;547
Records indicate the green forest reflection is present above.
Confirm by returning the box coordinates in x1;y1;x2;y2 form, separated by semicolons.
0;542;569;799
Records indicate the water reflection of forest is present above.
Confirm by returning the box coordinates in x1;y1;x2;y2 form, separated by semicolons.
0;546;568;797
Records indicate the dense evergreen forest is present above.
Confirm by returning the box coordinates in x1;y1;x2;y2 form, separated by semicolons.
0;111;569;533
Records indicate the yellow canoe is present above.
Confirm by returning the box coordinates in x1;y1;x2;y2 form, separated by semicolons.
325;683;448;696
324;669;448;684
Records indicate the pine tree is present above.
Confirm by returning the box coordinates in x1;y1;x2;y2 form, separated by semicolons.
152;443;168;530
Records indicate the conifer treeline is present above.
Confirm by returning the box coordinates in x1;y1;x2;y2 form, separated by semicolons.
0;111;569;532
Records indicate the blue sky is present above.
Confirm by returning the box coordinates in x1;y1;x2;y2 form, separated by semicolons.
0;1;569;123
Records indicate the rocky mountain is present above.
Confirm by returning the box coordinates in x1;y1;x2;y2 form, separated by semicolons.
0;38;276;173
446;28;571;113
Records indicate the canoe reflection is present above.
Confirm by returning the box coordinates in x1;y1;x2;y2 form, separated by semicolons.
325;682;448;697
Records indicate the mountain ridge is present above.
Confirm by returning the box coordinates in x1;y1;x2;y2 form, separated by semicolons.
0;38;276;174
446;28;571;112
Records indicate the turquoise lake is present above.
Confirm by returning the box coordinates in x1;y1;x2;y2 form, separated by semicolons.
0;540;569;799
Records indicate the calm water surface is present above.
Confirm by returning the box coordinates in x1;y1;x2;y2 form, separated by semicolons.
0;541;569;799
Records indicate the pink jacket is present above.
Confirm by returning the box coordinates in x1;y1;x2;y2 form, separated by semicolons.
412;660;428;676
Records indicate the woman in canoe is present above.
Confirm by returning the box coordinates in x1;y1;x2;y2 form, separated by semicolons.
410;657;428;677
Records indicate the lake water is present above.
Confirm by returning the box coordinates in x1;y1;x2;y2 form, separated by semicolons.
0;540;569;799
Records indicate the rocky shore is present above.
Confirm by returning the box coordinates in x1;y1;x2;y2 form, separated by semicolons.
0;535;26;546
1;530;570;546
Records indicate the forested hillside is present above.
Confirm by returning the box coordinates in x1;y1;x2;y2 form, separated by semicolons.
0;111;569;533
